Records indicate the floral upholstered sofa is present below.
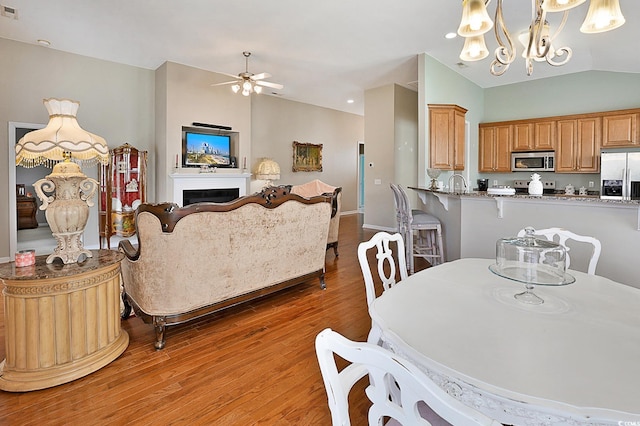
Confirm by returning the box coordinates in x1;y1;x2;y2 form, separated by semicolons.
119;187;332;349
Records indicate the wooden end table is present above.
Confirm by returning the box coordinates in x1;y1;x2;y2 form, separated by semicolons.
0;250;129;392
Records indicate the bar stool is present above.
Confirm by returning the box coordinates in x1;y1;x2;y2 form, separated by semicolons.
395;184;444;274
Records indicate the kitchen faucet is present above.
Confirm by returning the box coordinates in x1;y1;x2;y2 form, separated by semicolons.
448;174;468;193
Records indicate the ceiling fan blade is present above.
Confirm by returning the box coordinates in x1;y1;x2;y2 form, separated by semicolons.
251;72;272;81
256;80;284;90
211;80;240;87
218;71;242;79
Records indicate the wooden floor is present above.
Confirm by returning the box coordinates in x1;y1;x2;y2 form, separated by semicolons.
0;214;429;425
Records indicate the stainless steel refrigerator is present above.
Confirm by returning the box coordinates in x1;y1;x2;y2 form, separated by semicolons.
601;149;640;200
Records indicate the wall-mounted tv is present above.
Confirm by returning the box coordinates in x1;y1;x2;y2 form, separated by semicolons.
181;126;238;168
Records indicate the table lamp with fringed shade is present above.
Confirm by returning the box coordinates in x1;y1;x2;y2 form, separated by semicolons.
15;98;109;264
255;158;281;188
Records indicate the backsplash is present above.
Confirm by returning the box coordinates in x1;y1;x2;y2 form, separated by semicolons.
478;171;601;194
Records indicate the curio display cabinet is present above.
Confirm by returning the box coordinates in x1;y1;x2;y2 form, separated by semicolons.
99;143;147;248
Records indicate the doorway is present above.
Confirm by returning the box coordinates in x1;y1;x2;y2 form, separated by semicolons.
8;122;57;259
358;141;364;213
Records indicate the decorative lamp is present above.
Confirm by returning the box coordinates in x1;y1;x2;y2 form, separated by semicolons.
255;158;281;187
456;0;625;76
15;98;109;264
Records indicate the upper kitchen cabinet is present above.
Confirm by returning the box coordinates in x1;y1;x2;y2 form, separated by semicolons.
479;124;511;172
508;120;556;151
511;123;533;151
429;104;467;170
556;117;601;173
602;112;638;147
533;120;556;150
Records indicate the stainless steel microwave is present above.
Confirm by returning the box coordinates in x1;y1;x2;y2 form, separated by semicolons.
511;151;555;172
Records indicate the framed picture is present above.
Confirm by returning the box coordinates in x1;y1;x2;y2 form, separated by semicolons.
292;141;323;172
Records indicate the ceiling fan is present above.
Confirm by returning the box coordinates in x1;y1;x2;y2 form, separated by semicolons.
212;51;284;96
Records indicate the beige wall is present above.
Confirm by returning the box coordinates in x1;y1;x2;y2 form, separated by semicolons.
251;95;363;212
0;38;155;259
155;62;253;202
363;84;418;230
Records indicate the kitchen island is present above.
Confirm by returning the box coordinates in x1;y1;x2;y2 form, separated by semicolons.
410;186;640;289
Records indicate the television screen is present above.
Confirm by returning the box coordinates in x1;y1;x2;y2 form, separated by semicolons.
184;132;231;167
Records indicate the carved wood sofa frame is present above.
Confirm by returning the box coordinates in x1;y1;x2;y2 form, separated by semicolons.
119;187;332;349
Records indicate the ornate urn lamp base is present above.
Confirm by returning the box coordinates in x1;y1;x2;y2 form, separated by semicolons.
34;159;99;264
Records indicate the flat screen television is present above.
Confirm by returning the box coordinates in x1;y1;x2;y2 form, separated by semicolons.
181;126;238;168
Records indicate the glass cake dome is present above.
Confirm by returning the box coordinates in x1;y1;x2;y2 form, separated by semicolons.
489;227;575;304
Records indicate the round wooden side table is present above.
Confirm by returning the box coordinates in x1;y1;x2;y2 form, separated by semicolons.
0;250;129;392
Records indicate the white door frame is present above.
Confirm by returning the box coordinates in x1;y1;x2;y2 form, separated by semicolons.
8;122;45;260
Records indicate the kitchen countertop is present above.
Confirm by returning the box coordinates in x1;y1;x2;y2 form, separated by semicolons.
410;186;640;205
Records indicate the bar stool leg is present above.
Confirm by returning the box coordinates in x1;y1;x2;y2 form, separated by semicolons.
436;224;445;265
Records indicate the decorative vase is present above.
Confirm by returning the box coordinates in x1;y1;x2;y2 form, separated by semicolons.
528;173;543;196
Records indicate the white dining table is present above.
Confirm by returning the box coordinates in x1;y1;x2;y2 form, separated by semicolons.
369;258;640;426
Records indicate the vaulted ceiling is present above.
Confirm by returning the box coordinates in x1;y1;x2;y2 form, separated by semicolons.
1;1;638;115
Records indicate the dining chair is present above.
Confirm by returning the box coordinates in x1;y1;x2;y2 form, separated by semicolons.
357;231;407;344
516;226;602;275
315;328;500;426
396;184;445;274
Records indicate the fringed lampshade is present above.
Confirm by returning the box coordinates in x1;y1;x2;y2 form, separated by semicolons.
255;158;281;188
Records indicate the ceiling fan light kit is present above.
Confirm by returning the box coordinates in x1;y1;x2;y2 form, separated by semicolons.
457;0;625;76
212;51;283;96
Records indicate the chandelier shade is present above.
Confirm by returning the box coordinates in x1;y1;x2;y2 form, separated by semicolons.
460;35;490;61
541;0;586;12
15;98;109;168
580;0;625;33
457;0;494;37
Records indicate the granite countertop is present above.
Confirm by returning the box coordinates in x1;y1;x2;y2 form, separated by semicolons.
410;186;640;206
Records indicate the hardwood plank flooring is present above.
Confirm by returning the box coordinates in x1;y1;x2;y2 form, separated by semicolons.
0;214;429;425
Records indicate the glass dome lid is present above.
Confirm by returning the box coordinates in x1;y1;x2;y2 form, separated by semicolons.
490;227;575;286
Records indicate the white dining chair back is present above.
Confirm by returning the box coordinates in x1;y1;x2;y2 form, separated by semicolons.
358;231;407;344
516;226;602;275
358;231;407;308
315;328;500;426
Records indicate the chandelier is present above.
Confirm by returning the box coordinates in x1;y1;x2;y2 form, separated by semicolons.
457;0;626;76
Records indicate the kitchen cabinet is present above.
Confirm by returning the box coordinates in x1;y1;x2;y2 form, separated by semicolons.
479;124;511;172
429;104;467;170
602;112;638;147
99;143;147;248
511;123;533;151
510;120;556;151
533;120;556;150
555;118;600;173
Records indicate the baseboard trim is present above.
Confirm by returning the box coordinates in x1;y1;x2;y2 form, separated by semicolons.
362;224;395;232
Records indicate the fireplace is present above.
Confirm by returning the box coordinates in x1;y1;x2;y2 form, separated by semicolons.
170;172;251;207
183;188;239;205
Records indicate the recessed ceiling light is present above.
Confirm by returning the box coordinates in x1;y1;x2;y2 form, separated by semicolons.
37;39;51;46
347;99;354;104
445;32;457;39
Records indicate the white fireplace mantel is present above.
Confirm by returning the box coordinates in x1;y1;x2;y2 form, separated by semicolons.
170;171;252;206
